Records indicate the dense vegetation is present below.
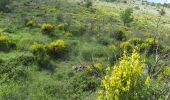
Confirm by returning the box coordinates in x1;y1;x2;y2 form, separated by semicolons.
0;0;169;99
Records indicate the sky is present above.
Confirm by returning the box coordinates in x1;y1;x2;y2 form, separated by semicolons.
147;0;170;3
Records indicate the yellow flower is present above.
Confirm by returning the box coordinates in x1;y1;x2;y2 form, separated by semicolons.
0;35;9;42
48;40;65;48
41;23;54;34
95;63;103;71
145;76;150;87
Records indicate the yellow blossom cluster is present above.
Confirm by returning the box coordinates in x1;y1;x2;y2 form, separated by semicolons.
48;40;65;49
41;23;54;34
98;50;151;100
0;35;9;42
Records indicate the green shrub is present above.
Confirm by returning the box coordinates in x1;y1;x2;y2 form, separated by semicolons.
120;7;133;26
144;38;158;54
96;35;113;45
69;24;87;36
56;12;64;23
128;37;144;46
85;0;93;8
113;28;127;41
120;41;133;52
64;32;72;38
57;23;68;31
30;43;54;71
0;0;11;12
25;19;36;27
68;72;99;99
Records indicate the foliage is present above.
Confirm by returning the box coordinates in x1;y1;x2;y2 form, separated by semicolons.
64;32;72;38
98;50;151;100
57;23;68;31
47;40;66;58
26;19;36;27
0;35;15;51
113;28;127;41
30;43;54;70
68;71;99;99
120;7;133;26
41;24;55;35
85;0;93;8
0;0;11;12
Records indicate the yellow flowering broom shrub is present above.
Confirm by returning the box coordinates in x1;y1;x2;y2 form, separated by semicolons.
47;40;66;58
30;43;51;69
41;23;55;35
0;35;14;51
98;50;151;100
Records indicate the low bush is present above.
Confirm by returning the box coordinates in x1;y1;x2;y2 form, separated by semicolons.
64;32;72;38
120;41;133;52
57;23;68;31
128;37;144;45
47;40;66;58
41;24;55;35
85;0;93;8
0;35;15;51
0;0;11;12
112;28;127;41
68;71;99;99
96;35;113;46
31;40;67;60
25;19;36;27
30;43;54;71
119;37;162;54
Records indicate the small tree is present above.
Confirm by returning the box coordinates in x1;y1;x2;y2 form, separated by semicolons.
120;7;133;26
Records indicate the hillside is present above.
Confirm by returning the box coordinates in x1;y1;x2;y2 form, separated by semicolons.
0;0;169;99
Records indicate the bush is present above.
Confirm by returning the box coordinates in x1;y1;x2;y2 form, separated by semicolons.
0;35;15;51
0;35;10;51
30;43;46;56
98;50;151;100
57;23;68;31
30;43;54;70
47;40;66;58
120;41;132;52
120;7;133;26
25;19;36;27
96;35;113;46
85;0;93;8
64;32;72;38
68;72;99;99
41;24;55;35
0;0;11;12
128;37;144;46
113;28;127;41
144;38;158;54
